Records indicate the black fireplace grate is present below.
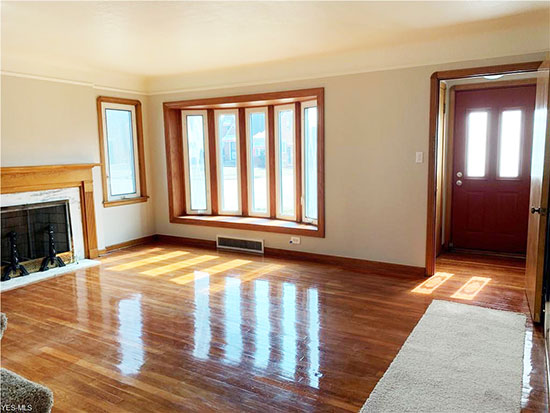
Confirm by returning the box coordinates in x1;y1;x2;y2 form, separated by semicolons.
1;201;71;263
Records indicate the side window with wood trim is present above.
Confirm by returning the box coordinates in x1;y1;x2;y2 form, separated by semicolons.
246;107;269;217
181;110;211;214
163;88;324;238
302;100;318;224
215;109;241;215
275;104;296;220
97;96;147;207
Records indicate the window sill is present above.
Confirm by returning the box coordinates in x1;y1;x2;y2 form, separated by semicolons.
103;196;149;208
171;215;324;237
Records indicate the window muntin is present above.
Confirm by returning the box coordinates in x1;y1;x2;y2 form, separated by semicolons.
246;108;269;217
215;110;241;214
275;105;296;220
101;102;140;201
465;110;489;178
498;109;523;178
302;101;318;223
182;110;211;213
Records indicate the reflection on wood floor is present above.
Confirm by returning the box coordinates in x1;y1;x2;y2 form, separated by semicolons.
0;244;547;412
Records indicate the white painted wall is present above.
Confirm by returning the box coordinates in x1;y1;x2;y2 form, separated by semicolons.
1;52;548;267
147;53;546;268
0;75;155;249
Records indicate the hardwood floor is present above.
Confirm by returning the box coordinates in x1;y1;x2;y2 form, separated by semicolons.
1;243;547;412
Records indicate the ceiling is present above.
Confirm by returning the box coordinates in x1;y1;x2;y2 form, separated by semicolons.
2;1;548;82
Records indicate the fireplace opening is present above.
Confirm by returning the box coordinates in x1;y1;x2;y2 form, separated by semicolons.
1;200;74;278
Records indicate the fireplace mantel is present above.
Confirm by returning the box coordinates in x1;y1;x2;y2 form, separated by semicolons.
1;164;100;258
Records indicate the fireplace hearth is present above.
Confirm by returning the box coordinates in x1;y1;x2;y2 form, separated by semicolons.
1;200;73;280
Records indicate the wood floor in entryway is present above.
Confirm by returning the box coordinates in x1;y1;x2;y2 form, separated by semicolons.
0;244;547;412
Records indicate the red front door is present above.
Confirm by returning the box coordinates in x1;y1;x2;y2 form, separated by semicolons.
451;84;536;254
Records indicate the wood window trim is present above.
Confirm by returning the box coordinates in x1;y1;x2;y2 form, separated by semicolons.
171;215;319;237
301;100;319;225
274;103;298;221
163;87;325;238
238;107;248;216
181;110;212;214
425;61;541;276
96;96;148;208
214;108;242;215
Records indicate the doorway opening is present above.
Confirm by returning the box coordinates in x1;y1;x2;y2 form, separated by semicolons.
426;62;542;274
425;60;550;326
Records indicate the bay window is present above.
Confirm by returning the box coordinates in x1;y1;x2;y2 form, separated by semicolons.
164;88;324;237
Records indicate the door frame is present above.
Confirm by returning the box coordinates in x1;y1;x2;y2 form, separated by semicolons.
425;61;542;276
443;78;538;250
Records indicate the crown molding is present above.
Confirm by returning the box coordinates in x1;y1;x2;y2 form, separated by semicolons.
0;71;147;95
2;49;548;97
144;51;549;96
1;5;548;96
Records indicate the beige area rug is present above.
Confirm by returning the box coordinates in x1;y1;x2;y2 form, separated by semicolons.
361;300;526;413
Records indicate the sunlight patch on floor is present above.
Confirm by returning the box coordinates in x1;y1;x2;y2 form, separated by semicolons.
206;264;284;294
451;276;491;300
411;272;453;294
109;251;189;271
170;259;252;285
101;247;164;264
140;255;218;276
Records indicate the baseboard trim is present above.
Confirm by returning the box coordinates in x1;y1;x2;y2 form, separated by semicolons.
264;247;425;276
102;235;157;254
156;235;217;250
155;234;425;276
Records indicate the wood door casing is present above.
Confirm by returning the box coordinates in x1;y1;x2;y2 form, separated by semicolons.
525;60;550;323
425;62;543;277
435;83;446;256
451;85;536;253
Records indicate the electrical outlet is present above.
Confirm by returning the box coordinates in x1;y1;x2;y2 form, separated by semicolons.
290;236;301;245
415;152;424;163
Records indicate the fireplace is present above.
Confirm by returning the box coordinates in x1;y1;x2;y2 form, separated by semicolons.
0;164;99;289
1;200;74;278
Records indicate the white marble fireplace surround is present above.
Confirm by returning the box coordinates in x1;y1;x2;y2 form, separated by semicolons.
1;187;85;260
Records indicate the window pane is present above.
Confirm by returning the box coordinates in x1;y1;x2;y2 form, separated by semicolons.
304;106;318;221
278;109;295;217
105;109;137;196
250;112;268;214
218;113;239;212
186;115;208;210
499;110;522;178
466;111;488;177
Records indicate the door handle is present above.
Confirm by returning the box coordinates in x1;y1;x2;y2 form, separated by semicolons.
531;207;546;215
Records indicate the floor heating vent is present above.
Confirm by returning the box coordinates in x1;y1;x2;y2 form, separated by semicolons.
216;236;264;254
